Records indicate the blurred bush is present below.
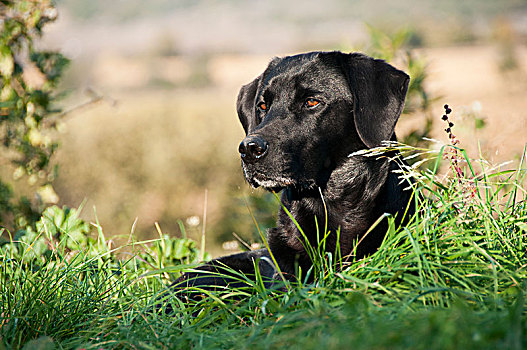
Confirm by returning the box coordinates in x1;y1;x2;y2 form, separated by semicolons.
493;17;520;72
361;25;436;148
0;0;69;229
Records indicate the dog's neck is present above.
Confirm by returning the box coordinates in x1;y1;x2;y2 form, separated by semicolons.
276;154;408;262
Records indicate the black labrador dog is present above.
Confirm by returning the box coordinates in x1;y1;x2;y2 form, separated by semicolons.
169;51;414;293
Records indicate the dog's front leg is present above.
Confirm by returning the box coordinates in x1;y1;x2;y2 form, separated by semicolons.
169;248;276;293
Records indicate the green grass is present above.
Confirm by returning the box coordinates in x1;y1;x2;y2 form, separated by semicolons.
1;143;526;350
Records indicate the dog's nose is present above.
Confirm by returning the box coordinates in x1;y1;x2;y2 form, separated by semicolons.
238;136;269;163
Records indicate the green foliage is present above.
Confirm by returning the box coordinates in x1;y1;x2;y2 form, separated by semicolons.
0;0;69;229
0;206;88;265
361;25;437;148
1;140;526;349
0;205;205;276
363;25;431;110
0;204;211;348
0;7;524;348
352;25;444;154
37;205;90;250
137;225;209;281
147;142;526;349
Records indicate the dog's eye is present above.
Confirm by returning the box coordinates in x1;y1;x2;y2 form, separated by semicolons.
258;102;268;111
305;98;320;109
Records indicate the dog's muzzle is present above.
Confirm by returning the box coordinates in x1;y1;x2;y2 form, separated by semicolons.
238;136;269;164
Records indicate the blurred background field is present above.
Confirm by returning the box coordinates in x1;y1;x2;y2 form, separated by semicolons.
9;0;527;255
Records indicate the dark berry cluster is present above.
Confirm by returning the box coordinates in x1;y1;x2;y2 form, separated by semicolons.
440;104;477;207
442;104;459;146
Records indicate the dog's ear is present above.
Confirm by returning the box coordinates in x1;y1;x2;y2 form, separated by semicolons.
236;75;262;134
341;53;409;148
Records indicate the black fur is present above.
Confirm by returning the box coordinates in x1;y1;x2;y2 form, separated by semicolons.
169;51;414;295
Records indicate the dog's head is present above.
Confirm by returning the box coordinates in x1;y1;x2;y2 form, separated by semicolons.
237;51;409;192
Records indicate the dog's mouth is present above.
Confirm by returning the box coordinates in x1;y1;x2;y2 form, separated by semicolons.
243;166;317;193
241;164;294;191
250;173;295;192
